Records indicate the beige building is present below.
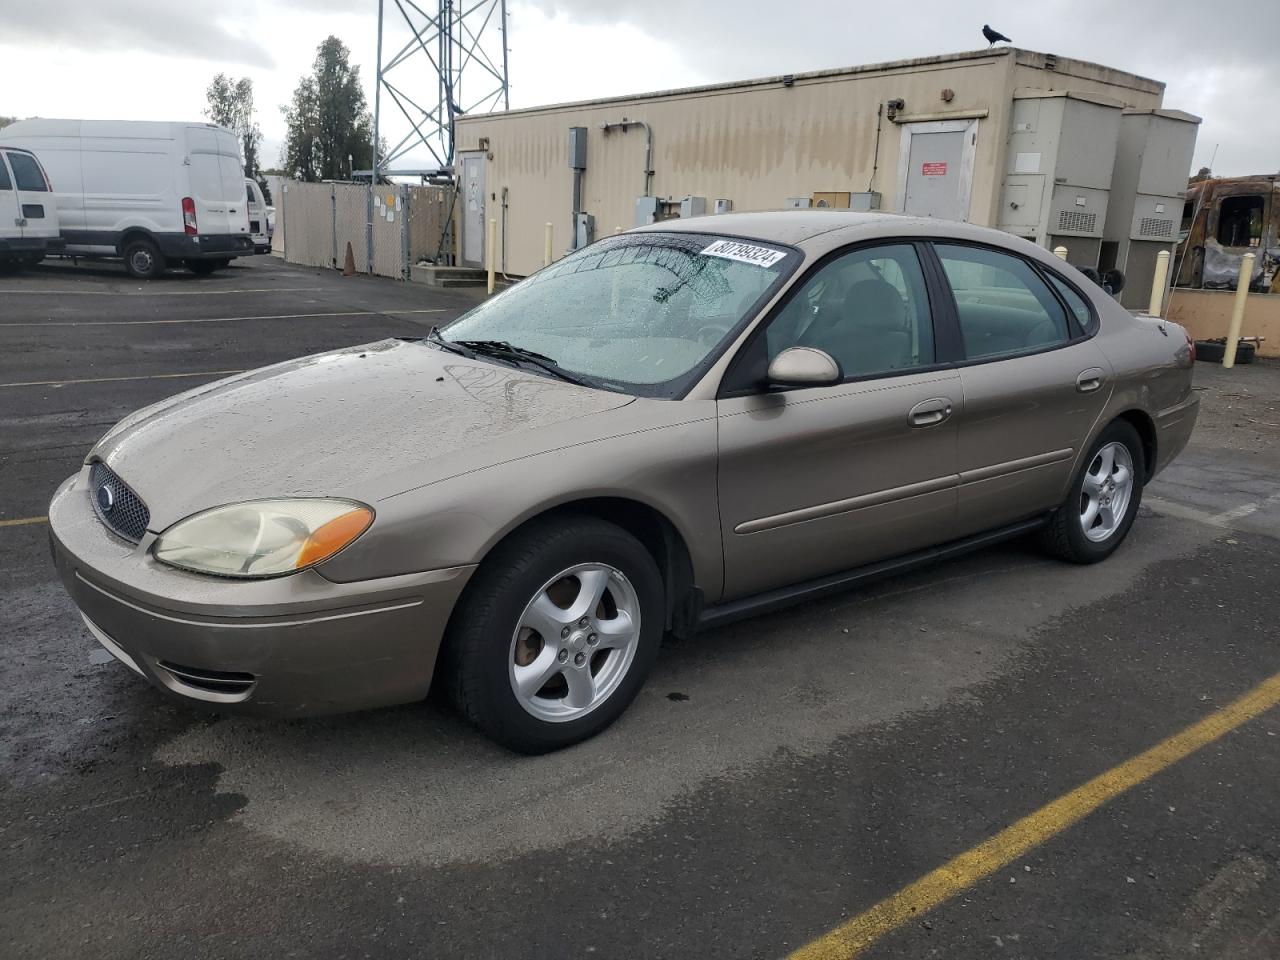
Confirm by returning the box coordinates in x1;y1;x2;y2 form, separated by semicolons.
455;46;1196;298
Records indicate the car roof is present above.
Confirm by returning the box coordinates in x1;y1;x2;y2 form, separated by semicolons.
633;209;1061;263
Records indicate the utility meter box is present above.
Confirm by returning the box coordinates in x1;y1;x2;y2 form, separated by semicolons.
574;211;594;249
714;198;733;214
568;127;588;170
849;191;882;211
679;196;707;218
634;195;660;226
785;197;811;209
812;191;851;208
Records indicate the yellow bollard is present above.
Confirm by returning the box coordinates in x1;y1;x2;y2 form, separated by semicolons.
1147;249;1171;317
1223;252;1256;369
487;217;496;295
1053;246;1068;260
544;222;553;267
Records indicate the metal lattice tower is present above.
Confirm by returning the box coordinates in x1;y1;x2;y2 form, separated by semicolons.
372;0;510;179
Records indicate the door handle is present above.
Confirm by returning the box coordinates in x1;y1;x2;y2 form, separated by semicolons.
1076;368;1104;393
909;397;954;428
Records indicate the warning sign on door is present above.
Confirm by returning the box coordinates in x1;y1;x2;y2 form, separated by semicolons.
921;162;948;176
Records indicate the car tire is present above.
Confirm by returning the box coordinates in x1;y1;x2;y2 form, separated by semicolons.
187;260;219;275
443;516;664;754
1039;420;1145;564
123;238;165;279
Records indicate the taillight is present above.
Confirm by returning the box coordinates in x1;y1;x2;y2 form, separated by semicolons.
182;197;198;235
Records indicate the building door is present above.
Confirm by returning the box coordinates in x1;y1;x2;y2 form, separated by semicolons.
459;152;485;268
897;119;978;222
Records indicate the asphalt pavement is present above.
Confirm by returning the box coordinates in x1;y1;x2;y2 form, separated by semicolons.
2;255;1279;959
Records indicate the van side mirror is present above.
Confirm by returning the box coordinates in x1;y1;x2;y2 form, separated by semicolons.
767;347;842;387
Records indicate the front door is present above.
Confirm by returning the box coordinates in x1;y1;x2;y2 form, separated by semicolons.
716;242;961;601
459;152;485;268
899;119;977;222
930;242;1114;535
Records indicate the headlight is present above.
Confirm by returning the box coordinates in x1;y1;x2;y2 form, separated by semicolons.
153;499;373;578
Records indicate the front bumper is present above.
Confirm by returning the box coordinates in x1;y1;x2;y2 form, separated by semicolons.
49;470;475;717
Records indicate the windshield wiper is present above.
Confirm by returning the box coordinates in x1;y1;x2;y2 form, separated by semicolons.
450;339;591;387
425;326;473;357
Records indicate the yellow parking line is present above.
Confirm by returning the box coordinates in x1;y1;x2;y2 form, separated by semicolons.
0;370;244;389
0;515;48;528
0;308;449;327
789;670;1280;960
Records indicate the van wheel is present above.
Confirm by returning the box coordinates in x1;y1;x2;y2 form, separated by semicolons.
123;238;165;279
187;260;219;276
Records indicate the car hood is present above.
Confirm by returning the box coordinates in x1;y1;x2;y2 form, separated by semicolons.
92;339;635;530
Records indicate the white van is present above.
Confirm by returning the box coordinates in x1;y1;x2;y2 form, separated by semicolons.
245;177;272;253
0;146;63;267
2;119;252;279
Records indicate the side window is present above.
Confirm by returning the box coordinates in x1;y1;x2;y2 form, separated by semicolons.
0;155;11;192
1046;274;1093;332
1217;195;1263;248
765;244;934;378
247;183;256;203
6;152;48;192
935;244;1070;361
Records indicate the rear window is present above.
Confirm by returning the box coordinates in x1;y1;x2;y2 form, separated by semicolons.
6;151;47;192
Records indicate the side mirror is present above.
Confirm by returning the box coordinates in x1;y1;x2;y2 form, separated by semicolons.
767;347;842;387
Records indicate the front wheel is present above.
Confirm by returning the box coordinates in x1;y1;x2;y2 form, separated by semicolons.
1039;420;1145;563
443;516;664;753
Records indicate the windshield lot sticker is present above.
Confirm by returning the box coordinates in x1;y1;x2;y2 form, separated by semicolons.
700;239;787;268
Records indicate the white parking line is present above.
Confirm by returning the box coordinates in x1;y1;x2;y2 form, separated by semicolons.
0;370;244;389
0;308;448;327
0;287;314;296
1145;491;1280;529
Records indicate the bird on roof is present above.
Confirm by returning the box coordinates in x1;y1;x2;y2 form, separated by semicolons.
983;24;1012;46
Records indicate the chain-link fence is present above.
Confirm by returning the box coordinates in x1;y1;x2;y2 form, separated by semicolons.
277;180;454;279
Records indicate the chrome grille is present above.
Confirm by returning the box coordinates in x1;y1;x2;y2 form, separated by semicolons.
89;462;150;542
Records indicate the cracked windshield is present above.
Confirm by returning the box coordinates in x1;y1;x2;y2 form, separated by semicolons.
440;232;795;395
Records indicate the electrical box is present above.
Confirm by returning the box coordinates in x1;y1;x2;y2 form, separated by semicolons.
784;197;811;209
679;196;707;218
812;192;851;208
568;127;588;170
634;195;659;226
849;191;882;211
574;211;594;249
714;199;733;214
998;92;1123;246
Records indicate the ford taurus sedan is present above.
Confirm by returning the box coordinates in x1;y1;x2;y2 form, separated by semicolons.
49;212;1199;753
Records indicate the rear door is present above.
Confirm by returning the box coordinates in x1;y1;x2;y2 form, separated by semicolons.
186;128;249;238
4;149;57;239
931;242;1113;536
0;154;20;238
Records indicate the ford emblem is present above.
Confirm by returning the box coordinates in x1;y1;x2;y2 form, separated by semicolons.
97;484;115;513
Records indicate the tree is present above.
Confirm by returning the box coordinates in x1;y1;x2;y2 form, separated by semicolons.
0;116;15;130
1189;166;1213;184
281;37;375;182
205;74;263;179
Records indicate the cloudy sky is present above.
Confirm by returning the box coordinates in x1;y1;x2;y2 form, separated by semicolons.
1;0;1273;177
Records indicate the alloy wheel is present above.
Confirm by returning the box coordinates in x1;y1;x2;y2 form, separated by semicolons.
1079;441;1134;542
508;563;641;722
